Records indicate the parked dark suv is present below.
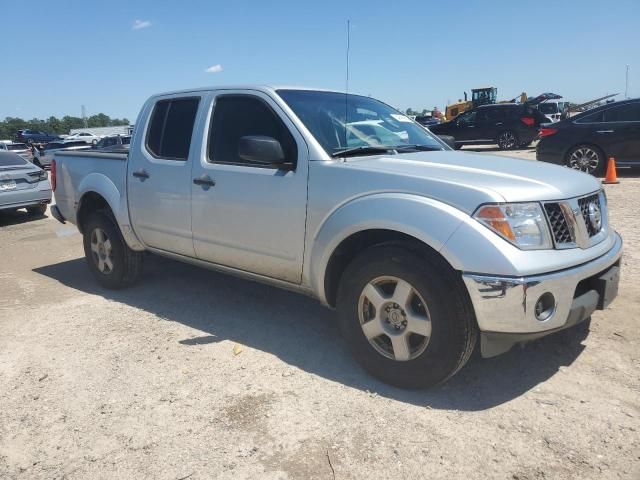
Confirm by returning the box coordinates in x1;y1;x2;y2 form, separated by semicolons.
537;98;640;175
429;103;548;150
15;129;61;145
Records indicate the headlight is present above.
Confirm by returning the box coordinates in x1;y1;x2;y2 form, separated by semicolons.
473;202;552;250
37;170;48;181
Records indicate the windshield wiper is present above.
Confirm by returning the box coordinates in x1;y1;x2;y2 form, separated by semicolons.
330;146;395;158
392;144;442;152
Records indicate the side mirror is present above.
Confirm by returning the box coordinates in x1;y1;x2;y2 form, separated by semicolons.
238;135;287;166
438;135;456;149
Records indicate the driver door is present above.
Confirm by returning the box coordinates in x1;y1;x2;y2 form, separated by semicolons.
190;91;309;283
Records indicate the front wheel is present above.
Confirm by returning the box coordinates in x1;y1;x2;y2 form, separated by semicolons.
336;245;477;388
497;130;518;150
83;211;143;289
565;145;605;176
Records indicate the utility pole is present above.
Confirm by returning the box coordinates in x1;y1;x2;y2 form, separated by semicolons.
81;105;88;128
625;65;630;99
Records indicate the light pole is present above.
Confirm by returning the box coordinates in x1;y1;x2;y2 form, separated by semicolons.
625;65;630;99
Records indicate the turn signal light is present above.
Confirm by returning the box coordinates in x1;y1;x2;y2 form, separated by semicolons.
474;205;516;241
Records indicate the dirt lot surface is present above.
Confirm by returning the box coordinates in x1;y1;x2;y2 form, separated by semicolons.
1;151;639;479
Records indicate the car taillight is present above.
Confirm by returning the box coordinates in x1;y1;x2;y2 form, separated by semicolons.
520;116;535;126
51;159;57;191
539;127;558;138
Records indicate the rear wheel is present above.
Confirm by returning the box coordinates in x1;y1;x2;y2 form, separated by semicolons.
336;245;477;388
83;211;143;289
26;204;47;216
497;130;518;150
565;145;605;176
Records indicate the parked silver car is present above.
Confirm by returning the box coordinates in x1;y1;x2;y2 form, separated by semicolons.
0;151;51;215
0;142;34;162
34;141;92;168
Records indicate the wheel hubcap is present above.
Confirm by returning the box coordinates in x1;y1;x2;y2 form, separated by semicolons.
358;276;432;362
568;148;599;173
90;228;113;274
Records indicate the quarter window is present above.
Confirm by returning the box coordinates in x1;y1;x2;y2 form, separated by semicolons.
146;97;200;160
208;95;297;166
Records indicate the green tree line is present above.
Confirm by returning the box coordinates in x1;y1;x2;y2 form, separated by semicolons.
0;114;130;140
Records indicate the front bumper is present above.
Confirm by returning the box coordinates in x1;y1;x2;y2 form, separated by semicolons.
463;232;622;357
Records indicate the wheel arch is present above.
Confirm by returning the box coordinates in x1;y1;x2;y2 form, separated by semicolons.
307;193;470;307
75;174;143;250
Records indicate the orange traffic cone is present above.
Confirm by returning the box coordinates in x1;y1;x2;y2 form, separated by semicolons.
603;157;620;184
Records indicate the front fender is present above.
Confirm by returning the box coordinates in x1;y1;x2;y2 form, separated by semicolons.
306;193;470;304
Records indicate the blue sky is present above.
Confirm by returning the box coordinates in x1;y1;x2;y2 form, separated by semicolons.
1;0;638;122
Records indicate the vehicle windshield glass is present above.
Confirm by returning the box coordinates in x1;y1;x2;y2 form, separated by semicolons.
7;144;28;151
538;103;559;114
277;90;445;155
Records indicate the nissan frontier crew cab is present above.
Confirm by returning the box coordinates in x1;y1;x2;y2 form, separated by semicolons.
50;86;622;388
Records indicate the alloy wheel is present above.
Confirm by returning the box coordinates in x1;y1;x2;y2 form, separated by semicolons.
498;131;517;149
568;147;600;174
358;276;432;361
90;227;114;274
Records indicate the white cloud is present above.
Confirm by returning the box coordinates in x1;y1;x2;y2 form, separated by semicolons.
205;64;223;73
132;19;152;30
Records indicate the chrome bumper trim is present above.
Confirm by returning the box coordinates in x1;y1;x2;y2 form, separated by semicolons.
462;232;622;334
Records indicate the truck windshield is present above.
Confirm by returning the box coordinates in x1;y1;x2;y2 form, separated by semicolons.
277;90;445;156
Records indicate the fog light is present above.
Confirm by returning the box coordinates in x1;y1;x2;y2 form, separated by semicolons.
535;292;555;321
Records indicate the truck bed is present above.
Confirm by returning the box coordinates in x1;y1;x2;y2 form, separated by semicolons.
53;151;128;228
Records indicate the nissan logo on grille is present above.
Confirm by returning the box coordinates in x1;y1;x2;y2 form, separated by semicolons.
588;201;602;232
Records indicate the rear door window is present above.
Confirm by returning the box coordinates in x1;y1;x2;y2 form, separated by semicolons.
146;97;200;160
603;103;640;122
575;110;604;123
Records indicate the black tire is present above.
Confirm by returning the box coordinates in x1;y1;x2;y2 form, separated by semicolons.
565;144;605;177
26;204;47;216
497;130;518;150
83;211;143;289
336;245;478;388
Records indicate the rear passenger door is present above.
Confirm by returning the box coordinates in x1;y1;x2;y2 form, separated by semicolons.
601;102;640;163
453;110;478;141
190;91;308;283
127;95;202;257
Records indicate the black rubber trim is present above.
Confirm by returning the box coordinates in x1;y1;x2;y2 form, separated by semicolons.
480;289;600;358
50;205;66;224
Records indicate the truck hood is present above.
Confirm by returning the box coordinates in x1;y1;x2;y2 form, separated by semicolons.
335;151;601;212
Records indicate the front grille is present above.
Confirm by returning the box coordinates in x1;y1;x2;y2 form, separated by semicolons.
544;203;573;244
578;193;601;237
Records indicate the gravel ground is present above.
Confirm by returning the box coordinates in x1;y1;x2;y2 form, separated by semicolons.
1;153;638;479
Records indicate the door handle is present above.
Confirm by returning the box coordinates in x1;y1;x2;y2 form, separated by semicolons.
596;130;614;134
132;169;149;180
193;175;216;187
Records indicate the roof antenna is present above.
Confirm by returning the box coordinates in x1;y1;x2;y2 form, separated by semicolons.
343;19;351;154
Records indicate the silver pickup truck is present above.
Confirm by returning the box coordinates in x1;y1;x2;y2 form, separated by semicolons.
50;86;622;388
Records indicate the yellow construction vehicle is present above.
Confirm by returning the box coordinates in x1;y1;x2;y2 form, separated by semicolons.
445;87;498;120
